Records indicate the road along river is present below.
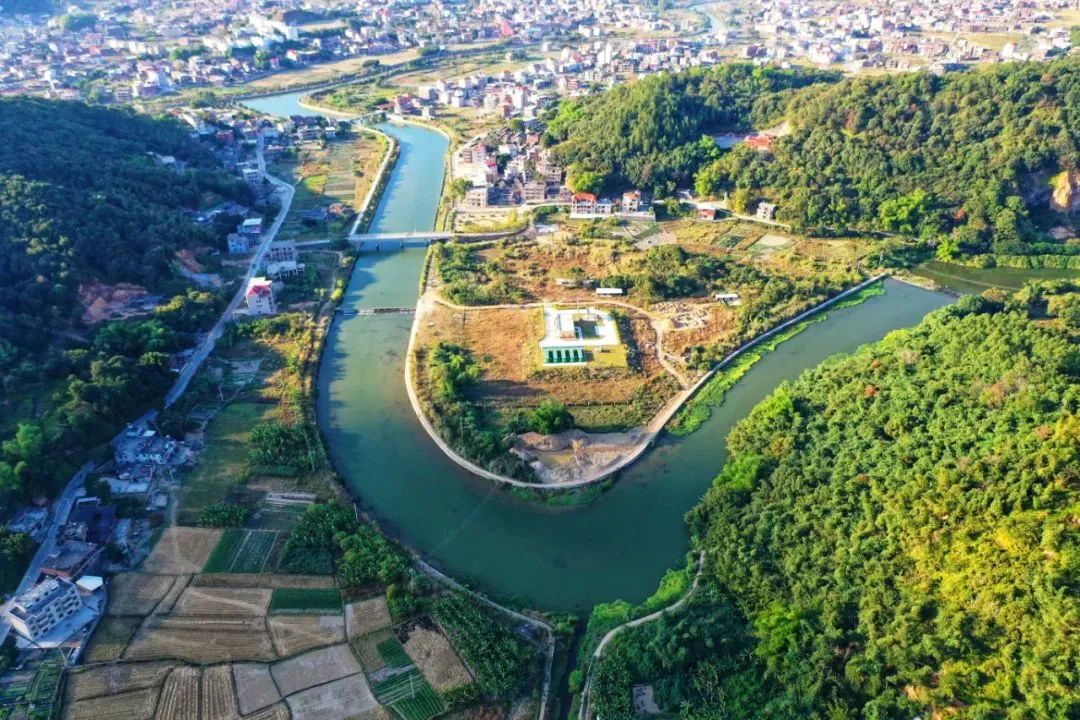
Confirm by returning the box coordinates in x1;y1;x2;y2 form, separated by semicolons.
243;93;951;612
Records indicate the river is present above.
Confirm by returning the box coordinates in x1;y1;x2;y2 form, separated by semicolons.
243;93;951;612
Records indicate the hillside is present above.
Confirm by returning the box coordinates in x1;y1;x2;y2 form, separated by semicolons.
0;98;248;507
590;285;1080;719
548;58;1080;262
542;64;837;195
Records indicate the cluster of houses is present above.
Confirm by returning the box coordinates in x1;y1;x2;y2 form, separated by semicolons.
452;132;571;209
389;36;729;127
2;417;187;649
568;191;655;220
0;0;704;101
738;0;1076;71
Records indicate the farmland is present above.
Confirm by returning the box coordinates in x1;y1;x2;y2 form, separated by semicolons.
142;528;222;575
269;587;343;614
268;614;346;656
372;670;445;720
202;529;278;573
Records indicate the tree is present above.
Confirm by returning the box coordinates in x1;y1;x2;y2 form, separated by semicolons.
527;401;575;435
197;503;250;528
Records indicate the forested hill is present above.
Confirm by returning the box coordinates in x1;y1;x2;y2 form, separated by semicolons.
591;285;1080;719
543;64;838;195
548;57;1080;259
0;98;248;363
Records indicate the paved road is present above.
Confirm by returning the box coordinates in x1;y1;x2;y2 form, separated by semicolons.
0;461;96;646
165;132;296;407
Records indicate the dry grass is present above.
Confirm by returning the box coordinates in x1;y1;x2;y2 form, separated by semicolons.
107;574;176;616
345;596;391;639
193;573;336;590
285;674;386;720
268;614;346;656
270;643;363;697
142;528;222;574
62;687;159;720
173;587;272;617
64;662;175;703
202;665;239;720
125;616;276;663
417;302;677;431
156;666;200;720
153;575;192;615
232;663;281;716
403;625;472;692
82;617;142;663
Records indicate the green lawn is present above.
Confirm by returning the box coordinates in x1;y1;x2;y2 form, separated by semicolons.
914;261;1080;294
269;588;343;614
178;402;276;525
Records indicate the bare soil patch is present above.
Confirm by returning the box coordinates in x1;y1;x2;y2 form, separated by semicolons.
268;614;346;656
271;643;363;696
245;703;292;720
403;624;472;692
64;661;175;702
125;616;276;663
286;673;386;720
62;687;159;720
106;574;176;616
173;587;272;617
345;596;391;638
142;528;222;574
232;663;281;715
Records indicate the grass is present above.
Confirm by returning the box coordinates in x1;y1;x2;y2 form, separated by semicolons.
203;529;277;573
914;261;1080;294
269;587;343;614
178;402;276;525
377;638;414;669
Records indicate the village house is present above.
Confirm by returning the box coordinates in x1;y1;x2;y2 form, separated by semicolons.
756;202;778;222
265;240;297;264
5;578;84;642
245;276;277;316
227;233;250;253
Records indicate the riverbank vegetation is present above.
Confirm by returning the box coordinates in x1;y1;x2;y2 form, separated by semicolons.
587;282;1080;718
546;57;1080;271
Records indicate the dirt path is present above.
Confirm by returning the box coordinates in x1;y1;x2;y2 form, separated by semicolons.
578;552;707;720
404;275;887;490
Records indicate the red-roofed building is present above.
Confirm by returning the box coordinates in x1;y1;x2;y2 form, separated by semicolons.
245;277;276;316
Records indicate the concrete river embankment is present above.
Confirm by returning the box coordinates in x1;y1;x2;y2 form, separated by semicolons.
243;92;951;612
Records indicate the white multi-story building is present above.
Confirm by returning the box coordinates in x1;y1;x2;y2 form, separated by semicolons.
6;578;83;642
245;276;277;316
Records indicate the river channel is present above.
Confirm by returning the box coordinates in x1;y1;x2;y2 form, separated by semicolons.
243;93;951;612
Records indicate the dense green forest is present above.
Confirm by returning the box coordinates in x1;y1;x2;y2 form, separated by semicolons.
548;58;1080;261
0;98;248;510
589;284;1080;719
543;64;836;196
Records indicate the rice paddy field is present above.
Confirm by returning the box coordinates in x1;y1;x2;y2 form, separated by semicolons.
269;587;343;614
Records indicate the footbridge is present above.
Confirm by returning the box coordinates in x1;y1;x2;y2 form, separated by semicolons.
350;231;453;248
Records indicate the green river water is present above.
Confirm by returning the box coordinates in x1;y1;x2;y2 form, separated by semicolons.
243;93;951;612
